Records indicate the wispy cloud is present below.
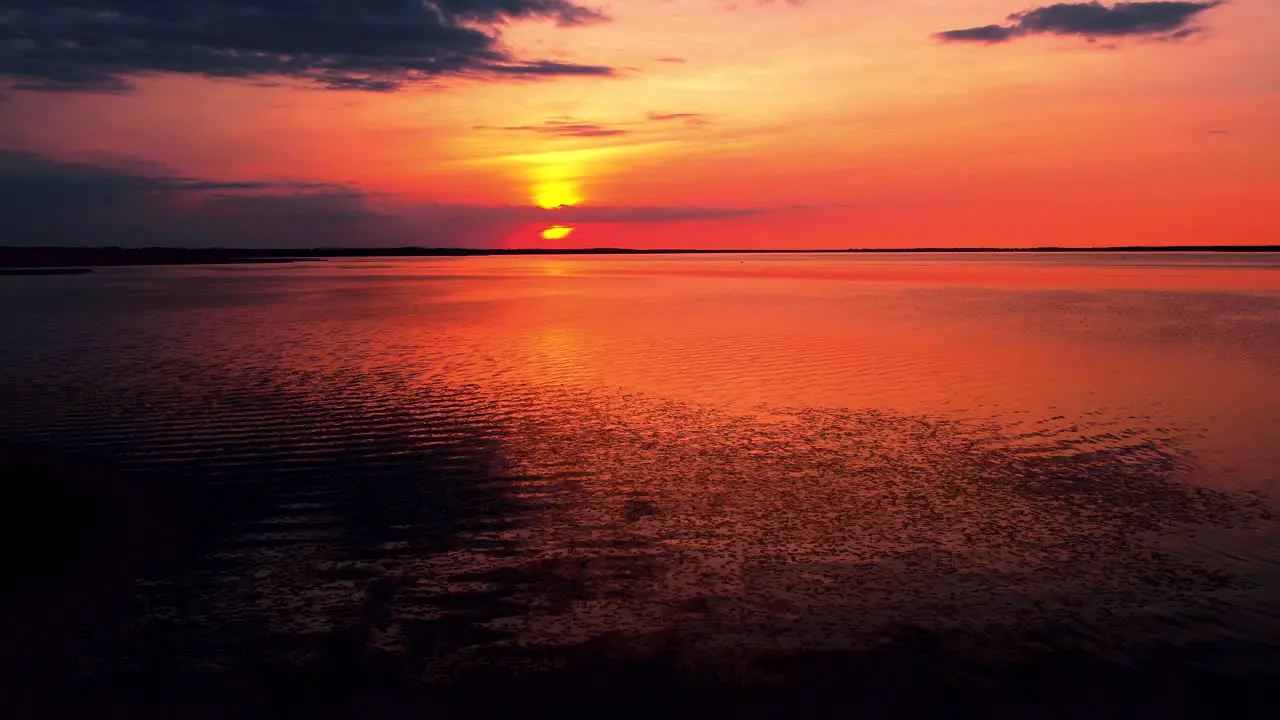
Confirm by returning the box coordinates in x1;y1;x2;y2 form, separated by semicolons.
476;112;712;138
648;112;711;126
474;119;630;138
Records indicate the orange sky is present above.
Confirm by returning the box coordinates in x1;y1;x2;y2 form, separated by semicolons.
0;1;1277;248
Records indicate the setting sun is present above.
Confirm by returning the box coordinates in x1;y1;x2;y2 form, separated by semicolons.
532;180;583;210
541;225;575;240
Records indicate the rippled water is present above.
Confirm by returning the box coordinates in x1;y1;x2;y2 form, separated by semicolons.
3;253;1280;705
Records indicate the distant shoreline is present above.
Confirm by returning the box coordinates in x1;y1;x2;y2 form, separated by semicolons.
0;267;95;275
1;245;1278;268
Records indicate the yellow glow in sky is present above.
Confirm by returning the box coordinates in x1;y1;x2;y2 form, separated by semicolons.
532;180;583;209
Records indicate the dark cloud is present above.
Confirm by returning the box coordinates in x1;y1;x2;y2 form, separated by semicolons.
935;25;1020;44
0;150;337;194
1161;26;1204;40
0;1;613;94
935;2;1225;45
474;119;629;137
0;151;765;248
0;150;409;246
484;60;617;76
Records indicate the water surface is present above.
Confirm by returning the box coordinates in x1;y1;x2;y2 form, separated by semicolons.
2;253;1279;709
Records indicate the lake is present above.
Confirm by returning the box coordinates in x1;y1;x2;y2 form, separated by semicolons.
3;253;1280;714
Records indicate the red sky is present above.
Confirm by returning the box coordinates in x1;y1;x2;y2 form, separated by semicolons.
0;1;1276;249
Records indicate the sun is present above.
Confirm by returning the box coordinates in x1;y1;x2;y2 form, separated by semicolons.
527;163;584;236
532;180;584;210
541;225;575;241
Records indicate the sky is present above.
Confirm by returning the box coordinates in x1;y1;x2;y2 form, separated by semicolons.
0;1;1277;249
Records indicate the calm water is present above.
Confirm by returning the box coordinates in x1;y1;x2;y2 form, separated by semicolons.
3;253;1280;705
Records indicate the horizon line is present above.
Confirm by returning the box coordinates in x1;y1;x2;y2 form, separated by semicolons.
4;245;1279;254
5;244;1278;269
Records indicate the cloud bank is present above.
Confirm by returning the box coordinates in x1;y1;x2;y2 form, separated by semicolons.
0;0;613;94
0;151;764;248
935;2;1225;44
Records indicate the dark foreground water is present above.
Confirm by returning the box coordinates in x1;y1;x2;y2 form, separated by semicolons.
3;253;1280;716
